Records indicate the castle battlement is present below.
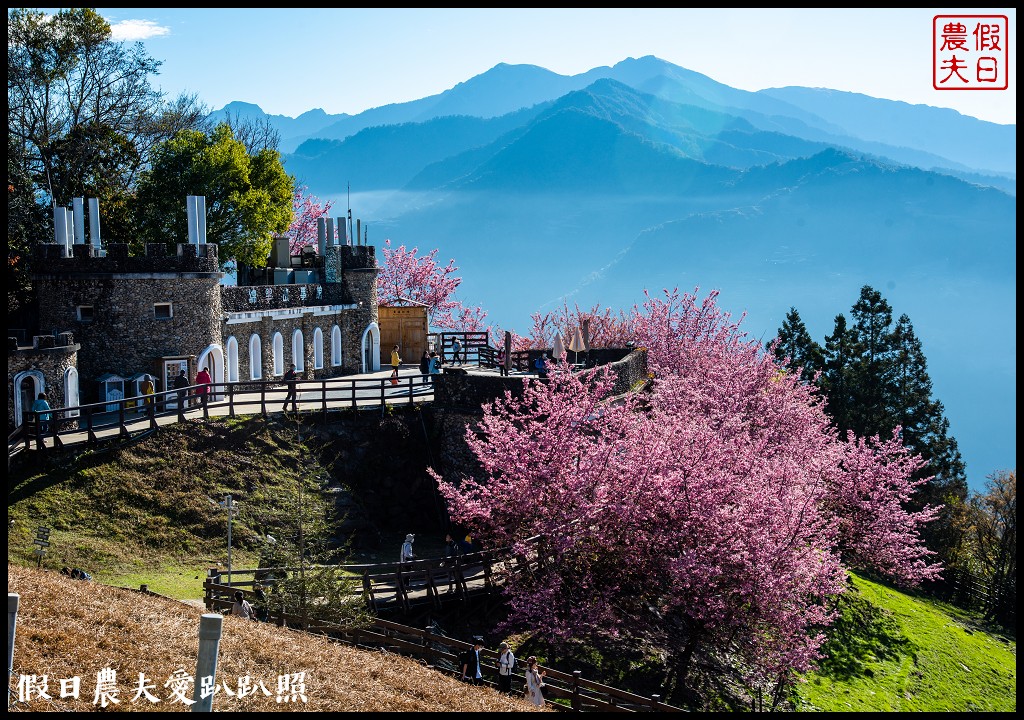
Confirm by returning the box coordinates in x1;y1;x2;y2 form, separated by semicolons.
32;242;221;276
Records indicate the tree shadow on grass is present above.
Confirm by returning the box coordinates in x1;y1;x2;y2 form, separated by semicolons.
815;590;917;681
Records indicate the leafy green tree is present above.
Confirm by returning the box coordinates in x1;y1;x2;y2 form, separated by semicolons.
7;8;205;207
7;135;48;322
136;123;295;267
772;306;824;384
968;470;1016;625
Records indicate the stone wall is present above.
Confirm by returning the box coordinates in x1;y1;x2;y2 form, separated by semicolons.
433;348;648;410
36;273;223;398
7;340;79;429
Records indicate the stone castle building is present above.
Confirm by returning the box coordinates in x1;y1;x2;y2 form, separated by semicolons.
8;198;382;429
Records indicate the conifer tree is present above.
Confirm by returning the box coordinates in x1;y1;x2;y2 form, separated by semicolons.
821;314;856;433
772;306;824;384
847;285;896;438
890;313;968;555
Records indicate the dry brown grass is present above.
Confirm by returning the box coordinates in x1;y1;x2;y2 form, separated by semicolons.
8;564;546;712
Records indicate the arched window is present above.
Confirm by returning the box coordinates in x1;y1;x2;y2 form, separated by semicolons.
292;329;305;372
64;367;80;417
331;325;342;367
313;328;324;370
272;332;284;376
226;336;239;382
250;334;263;380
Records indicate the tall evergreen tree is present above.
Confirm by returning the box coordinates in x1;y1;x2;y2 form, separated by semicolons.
772;306;824;384
821;313;856;433
847;285;896;438
890;313;968;555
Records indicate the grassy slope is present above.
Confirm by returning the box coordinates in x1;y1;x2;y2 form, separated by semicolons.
7;416;317;598
7;417;1017;712
796;574;1016;712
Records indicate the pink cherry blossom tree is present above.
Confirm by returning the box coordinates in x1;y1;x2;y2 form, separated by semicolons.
376;239;488;332
521;301;635;350
435;286;941;701
288;186;334;255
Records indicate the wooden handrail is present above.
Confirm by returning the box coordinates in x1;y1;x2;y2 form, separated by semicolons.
11;374;439;455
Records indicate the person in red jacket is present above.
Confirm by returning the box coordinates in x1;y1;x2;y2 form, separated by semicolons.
195;366;212;407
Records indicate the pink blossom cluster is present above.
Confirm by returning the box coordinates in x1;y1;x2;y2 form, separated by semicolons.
436;287;941;683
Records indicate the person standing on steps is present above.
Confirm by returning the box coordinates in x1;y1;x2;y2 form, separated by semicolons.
497;641;516;695
282;363;298;412
461;637;484;685
524;655;546;706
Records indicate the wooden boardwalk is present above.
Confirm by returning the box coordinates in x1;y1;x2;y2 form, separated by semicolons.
9;361;539;459
200;552;685;713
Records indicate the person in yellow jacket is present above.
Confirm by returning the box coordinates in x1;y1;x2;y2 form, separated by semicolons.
390;345;402;385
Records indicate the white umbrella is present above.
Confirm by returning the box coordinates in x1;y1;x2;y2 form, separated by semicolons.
552;332;566;361
568;326;586;364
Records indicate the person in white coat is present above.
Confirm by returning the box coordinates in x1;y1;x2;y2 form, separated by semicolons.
524;655;546;707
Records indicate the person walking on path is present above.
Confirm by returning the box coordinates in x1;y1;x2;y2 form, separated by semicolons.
451;336;463;365
524;655;546;706
496;347;508;376
32;392;53;435
461;637;485;685
444;532;463;593
428;351;442;384
400;533;415;588
533;355;549;381
282;363;298;412
497;641;516;695
390;344;402;385
419;349;431;385
195;366;212;408
173;369;190;410
140;375;155;408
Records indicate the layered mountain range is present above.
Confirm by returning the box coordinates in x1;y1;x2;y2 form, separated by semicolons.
211;56;1016;485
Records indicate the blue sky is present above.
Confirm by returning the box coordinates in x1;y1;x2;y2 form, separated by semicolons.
78;7;1017;125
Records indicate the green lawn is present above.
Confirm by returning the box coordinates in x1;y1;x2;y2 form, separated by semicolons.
794;573;1016;712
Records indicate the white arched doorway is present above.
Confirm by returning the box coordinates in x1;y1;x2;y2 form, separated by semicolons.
360;322;380;374
196;344;225;400
12;370;45;427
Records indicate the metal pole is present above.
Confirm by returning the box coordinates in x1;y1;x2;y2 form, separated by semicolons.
225;495;233;584
8;594;19;708
191;613;223;712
